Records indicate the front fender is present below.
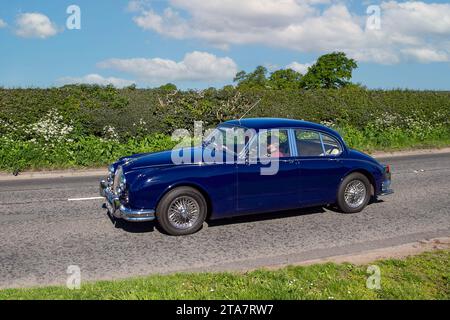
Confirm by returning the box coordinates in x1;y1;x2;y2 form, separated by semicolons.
126;163;237;218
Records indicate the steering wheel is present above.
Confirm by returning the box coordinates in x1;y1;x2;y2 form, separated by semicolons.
326;147;340;155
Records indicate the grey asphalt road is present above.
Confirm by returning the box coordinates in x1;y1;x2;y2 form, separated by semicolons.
0;153;449;289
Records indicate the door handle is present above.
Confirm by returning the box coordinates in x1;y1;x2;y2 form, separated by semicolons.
286;159;301;165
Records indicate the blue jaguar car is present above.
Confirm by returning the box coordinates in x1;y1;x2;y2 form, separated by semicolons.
100;118;393;236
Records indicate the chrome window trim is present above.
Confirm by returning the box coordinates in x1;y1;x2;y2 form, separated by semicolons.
288;129;298;157
319;132;326;155
240;127;344;161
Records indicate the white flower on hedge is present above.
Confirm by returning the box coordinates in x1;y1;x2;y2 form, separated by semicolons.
25;109;74;143
320;120;336;128
132;118;149;136
103;125;120;141
373;112;400;129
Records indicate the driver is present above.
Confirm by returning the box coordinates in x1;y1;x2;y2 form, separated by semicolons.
267;140;285;158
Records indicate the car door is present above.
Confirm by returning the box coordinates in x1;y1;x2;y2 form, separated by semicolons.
293;129;347;206
236;128;301;215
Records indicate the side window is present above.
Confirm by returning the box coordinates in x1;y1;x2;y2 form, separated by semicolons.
321;133;342;156
294;129;343;157
258;129;292;159
294;130;323;157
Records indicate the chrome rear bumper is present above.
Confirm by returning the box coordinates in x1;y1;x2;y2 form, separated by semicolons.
379;180;394;196
100;180;155;222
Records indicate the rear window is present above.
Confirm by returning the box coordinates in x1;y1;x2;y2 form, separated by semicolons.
294;130;342;157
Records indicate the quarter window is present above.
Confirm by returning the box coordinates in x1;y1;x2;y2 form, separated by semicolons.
321;133;342;156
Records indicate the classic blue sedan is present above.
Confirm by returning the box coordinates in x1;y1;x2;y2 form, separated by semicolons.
100;118;393;236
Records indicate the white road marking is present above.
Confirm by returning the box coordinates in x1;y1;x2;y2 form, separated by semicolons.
68;197;104;201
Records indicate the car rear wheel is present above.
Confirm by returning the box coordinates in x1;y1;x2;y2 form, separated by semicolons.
337;173;371;213
156;187;207;236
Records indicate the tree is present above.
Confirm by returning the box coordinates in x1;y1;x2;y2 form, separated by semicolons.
158;83;178;91
268;69;303;90
125;83;137;90
233;71;247;83
233;66;268;89
300;52;358;89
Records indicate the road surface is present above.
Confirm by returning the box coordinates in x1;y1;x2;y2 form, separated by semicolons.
0;153;449;288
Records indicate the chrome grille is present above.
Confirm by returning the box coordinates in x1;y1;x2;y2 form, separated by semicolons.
107;164;115;189
107;172;114;188
113;167;123;193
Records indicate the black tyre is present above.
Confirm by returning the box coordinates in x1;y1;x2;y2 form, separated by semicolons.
156;187;207;236
337;173;371;213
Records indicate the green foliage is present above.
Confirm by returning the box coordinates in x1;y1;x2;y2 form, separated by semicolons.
4;85;449;142
268;69;303;90
0;134;177;172
158;83;178;91
235;66;303;90
300;52;358;89
1;250;449;300
234;66;269;89
0;85;449;171
234;52;357;90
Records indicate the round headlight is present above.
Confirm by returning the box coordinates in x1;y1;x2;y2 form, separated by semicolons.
113;167;123;193
119;171;126;187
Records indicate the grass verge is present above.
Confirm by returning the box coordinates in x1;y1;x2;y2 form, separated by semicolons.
1;250;449;300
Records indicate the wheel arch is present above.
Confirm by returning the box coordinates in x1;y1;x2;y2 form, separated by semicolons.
342;169;376;196
156;182;213;219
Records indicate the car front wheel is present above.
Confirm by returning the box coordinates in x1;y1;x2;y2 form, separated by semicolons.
156;187;207;236
337;173;371;213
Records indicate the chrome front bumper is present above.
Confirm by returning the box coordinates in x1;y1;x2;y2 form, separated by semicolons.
99;180;155;222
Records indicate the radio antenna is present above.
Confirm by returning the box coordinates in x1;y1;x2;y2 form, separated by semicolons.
239;98;262;124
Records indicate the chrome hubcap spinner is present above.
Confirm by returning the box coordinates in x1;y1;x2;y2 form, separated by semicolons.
168;196;200;230
344;180;367;208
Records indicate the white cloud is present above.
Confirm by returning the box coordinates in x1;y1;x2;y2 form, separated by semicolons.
129;0;450;64
58;74;136;88
127;0;151;13
401;48;449;63
286;61;314;74
0;19;7;28
15;13;58;39
97;51;238;83
382;1;450;36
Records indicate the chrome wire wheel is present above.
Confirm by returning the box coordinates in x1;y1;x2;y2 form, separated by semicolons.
344;180;367;209
167;196;200;230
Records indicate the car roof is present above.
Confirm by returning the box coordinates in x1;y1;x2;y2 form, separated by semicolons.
222;118;339;136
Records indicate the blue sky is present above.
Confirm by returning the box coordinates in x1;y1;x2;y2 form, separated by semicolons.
1;0;450;90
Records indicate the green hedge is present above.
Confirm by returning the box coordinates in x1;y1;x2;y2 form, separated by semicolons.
1;85;449;139
0;134;177;171
1;85;449;171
